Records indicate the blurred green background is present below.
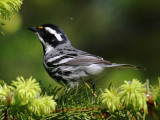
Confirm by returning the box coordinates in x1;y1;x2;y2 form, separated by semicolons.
0;0;160;88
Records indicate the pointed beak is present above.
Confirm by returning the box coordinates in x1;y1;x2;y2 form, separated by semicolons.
27;27;37;32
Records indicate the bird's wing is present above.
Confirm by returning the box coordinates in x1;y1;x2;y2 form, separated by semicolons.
63;54;112;66
64;54;137;68
45;52;112;67
45;51;138;70
61;53;138;75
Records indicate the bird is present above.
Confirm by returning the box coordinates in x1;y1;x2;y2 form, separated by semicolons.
27;24;137;89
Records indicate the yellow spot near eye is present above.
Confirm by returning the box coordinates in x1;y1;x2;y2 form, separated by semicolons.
38;26;43;29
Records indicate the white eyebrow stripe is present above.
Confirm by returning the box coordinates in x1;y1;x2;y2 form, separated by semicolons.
45;27;63;41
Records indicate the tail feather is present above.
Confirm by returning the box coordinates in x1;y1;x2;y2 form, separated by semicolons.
105;64;140;70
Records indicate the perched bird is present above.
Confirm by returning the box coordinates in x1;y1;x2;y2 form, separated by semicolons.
27;24;137;89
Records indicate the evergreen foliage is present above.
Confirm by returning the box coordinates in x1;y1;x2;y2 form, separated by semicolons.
0;77;56;119
0;0;22;23
0;77;160;119
0;0;23;34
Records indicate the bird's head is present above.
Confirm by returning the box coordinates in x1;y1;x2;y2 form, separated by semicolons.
28;24;70;52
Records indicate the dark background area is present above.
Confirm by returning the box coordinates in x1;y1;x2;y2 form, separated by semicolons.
0;0;160;87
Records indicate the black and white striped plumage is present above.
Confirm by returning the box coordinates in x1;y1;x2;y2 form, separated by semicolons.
28;24;137;88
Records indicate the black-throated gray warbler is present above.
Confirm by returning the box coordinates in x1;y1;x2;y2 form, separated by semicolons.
27;24;137;89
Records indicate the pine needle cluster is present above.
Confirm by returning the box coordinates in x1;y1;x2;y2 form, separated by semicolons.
0;77;160;119
0;77;56;119
0;0;23;35
0;0;22;23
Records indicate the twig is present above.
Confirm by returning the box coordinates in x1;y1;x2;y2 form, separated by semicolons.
84;82;97;97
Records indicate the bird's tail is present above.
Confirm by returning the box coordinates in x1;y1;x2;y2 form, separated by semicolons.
105;64;140;70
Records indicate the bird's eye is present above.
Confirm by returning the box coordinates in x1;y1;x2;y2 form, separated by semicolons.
38;26;48;35
37;26;47;35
